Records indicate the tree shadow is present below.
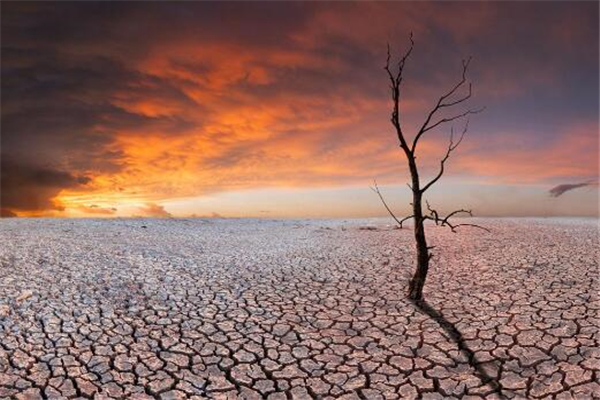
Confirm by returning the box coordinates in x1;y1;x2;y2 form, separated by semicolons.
410;299;507;399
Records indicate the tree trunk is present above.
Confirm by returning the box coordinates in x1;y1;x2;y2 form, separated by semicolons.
408;218;429;300
407;162;429;301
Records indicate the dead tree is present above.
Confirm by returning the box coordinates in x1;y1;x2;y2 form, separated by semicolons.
375;34;488;301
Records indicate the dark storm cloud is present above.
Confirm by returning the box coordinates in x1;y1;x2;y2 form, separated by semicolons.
0;209;17;218
1;159;91;211
0;1;323;215
1;2;316;55
2;4;203;213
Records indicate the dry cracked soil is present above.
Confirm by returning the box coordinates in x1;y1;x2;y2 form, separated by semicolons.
0;218;598;400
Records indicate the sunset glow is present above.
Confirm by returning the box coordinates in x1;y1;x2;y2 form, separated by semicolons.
2;2;598;218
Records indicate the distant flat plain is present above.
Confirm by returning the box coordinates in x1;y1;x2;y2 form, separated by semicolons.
0;218;598;399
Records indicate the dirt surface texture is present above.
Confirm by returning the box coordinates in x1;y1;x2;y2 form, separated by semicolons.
0;218;598;400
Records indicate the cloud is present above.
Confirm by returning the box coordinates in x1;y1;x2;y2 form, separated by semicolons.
1;2;597;216
0;209;17;218
549;181;595;197
137;203;172;218
0;159;91;213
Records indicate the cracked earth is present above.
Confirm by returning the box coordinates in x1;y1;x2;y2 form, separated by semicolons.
0;218;598;400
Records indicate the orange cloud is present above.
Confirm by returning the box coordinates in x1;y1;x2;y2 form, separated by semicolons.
136;203;172;218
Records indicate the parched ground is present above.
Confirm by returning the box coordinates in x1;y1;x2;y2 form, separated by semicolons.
0;218;598;400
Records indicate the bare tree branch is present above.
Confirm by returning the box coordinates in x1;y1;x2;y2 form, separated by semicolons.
424;200;490;233
441;208;472;223
419;106;484;136
442;83;472;108
425;200;440;225
445;222;491;233
411;57;482;153
371;180;413;228
438;57;472;105
385;33;414;155
421;119;469;193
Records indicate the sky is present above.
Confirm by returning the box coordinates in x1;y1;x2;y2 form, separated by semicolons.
1;1;598;218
